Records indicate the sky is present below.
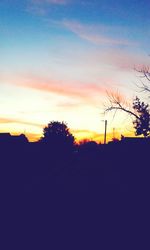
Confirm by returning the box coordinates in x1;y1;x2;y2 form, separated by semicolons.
0;0;150;142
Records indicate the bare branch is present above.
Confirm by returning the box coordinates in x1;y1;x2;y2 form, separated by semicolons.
105;91;140;120
105;106;140;120
134;65;150;93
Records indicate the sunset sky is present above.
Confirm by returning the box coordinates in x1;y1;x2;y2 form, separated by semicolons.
0;0;150;142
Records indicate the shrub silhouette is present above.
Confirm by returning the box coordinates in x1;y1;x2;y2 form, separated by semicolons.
133;97;150;137
40;121;75;153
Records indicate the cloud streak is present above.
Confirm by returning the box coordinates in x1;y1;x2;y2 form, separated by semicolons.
5;74;107;105
0;117;43;128
31;0;69;5
82;48;150;72
62;20;135;46
28;0;70;15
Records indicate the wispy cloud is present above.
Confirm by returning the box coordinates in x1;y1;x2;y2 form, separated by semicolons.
83;48;150;72
0;117;43;141
28;0;70;15
62;20;136;46
6;74;107;105
101;50;148;71
31;0;69;5
0;117;43;128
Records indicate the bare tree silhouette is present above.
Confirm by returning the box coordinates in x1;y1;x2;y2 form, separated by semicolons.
105;92;150;137
105;61;150;137
105;91;139;119
135;65;150;94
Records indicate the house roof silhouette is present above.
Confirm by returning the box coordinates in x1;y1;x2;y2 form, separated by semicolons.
0;133;28;144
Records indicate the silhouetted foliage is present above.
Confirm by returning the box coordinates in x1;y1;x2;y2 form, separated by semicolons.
112;138;119;143
1;129;150;249
40;121;75;150
133;97;150;137
105;63;150;138
105;92;150;137
78;140;98;150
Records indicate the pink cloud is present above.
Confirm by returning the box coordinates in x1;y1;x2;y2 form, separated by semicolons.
77;46;150;72
8;74;108;105
62;20;135;46
101;50;150;71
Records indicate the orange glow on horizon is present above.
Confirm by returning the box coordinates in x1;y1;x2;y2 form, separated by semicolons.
0;116;136;143
3;129;135;144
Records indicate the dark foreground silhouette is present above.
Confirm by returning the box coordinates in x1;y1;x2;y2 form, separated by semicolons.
1;133;150;249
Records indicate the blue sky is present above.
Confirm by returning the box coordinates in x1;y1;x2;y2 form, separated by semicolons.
0;0;150;141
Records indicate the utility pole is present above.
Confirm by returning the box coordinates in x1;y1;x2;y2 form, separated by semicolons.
113;127;115;139
104;120;107;144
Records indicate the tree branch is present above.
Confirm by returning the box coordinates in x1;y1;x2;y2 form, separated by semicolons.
135;65;150;93
105;106;140;120
105;91;140;120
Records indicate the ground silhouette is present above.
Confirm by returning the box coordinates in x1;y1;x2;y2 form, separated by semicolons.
1;123;149;249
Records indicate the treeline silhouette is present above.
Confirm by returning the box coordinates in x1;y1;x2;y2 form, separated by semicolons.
1;121;149;196
1;121;149;248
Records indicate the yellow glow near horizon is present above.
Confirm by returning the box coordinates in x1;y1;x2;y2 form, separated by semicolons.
0;119;135;143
